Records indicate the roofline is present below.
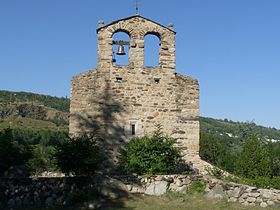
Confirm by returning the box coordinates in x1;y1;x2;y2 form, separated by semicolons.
96;15;176;34
175;73;198;83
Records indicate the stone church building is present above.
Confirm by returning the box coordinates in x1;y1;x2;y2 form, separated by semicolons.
70;15;201;169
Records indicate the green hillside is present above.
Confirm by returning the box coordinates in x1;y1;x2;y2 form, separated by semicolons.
0;90;69;131
0;90;69;112
200;117;280;141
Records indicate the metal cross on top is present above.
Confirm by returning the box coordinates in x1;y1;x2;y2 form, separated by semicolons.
135;0;139;15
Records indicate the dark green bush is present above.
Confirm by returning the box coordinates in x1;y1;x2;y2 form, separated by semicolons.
28;144;57;175
120;126;181;175
55;135;103;176
0;128;32;176
9;128;68;175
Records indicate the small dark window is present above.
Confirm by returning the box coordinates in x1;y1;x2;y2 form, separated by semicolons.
116;77;123;83
154;78;160;84
131;124;136;135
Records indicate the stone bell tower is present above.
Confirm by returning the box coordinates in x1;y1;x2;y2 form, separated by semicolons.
70;15;200;169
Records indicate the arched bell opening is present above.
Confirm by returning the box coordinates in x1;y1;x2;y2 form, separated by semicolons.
112;31;130;66
144;33;161;67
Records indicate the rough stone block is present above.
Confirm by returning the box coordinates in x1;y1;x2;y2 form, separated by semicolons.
145;181;169;196
260;202;268;208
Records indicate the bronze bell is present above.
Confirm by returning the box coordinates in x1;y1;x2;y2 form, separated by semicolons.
116;45;126;55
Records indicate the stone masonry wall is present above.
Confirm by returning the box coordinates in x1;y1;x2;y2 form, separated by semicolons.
2;175;280;209
70;15;200;169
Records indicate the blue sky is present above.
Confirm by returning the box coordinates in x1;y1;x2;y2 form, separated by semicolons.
0;0;279;128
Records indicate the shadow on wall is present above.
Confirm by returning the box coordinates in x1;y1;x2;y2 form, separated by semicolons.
71;79;128;174
0;176;132;210
65;176;132;210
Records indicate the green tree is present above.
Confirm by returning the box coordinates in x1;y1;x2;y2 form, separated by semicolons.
7;128;68;175
199;132;238;173
236;135;271;179
0;128;31;176
199;132;224;165
120;125;181;175
265;142;280;176
28;144;57;174
55;135;103;176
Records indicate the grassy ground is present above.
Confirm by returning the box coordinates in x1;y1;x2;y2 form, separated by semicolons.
20;193;279;210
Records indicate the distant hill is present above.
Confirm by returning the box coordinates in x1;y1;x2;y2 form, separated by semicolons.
0;90;69;131
0;90;69;112
1;90;280;142
200;117;280;142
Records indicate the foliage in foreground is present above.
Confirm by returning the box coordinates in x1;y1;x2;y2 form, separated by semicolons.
0;127;68;176
28;144;57;175
55;135;104;176
0;128;32;176
120;125;181;175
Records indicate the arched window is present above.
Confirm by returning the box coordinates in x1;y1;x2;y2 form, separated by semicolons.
112;32;130;66
144;34;160;67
